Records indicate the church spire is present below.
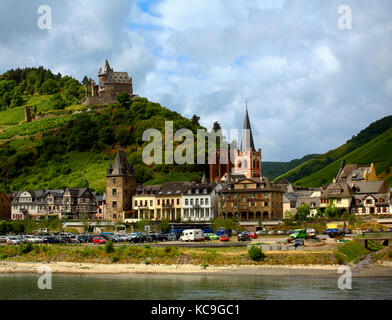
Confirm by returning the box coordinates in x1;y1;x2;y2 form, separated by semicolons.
240;102;255;152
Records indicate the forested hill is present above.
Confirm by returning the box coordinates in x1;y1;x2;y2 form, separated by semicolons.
274;115;392;186
262;154;318;180
0;67;205;194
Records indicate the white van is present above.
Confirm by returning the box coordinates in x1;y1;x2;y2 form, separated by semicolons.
180;229;204;242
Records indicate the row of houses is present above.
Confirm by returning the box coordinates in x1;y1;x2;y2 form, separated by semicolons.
281;161;392;218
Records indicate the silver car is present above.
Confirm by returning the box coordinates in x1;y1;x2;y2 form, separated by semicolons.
7;236;21;245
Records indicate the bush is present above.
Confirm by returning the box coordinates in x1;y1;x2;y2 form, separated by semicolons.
17;242;33;255
104;240;115;254
111;255;120;263
248;246;266;262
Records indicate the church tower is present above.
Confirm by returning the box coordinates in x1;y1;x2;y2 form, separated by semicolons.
233;106;262;179
106;150;136;221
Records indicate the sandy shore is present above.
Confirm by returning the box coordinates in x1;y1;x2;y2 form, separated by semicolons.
0;261;391;277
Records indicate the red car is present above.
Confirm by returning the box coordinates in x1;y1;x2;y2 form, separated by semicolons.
248;232;258;239
92;236;107;244
220;234;230;242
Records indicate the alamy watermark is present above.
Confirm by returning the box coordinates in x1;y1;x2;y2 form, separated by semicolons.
337;266;352;290
37;265;52;290
37;5;52;30
142;121;251;165
337;5;352;30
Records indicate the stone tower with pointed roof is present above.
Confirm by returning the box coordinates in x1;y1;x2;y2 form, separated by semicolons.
233;105;262;179
85;59;133;106
106;149;136;221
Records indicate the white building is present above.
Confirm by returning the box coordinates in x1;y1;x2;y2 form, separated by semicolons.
182;175;222;221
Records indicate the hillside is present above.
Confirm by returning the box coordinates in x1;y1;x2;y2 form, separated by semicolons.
263;154;318;180
0;68;205;194
274;116;392;185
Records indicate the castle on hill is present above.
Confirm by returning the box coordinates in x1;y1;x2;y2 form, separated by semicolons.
84;59;135;106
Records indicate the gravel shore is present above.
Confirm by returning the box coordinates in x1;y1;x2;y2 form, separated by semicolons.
0;261;391;277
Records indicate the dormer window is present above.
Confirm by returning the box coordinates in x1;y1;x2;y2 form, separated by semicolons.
203;189;207;194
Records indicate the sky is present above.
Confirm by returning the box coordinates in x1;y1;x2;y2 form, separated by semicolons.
0;0;391;161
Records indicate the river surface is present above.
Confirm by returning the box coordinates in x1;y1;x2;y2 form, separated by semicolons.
0;273;391;300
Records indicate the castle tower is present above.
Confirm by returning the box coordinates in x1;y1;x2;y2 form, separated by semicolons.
106;150;136;221
233;105;262;179
98;59;113;88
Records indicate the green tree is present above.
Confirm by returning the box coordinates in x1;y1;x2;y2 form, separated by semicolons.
39;79;60;95
50;93;67;110
295;204;310;221
191;115;200;126
324;203;340;218
116;92;131;109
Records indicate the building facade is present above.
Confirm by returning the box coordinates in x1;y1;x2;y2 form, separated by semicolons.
182;175;221;221
132;185;161;220
155;182;190;221
218;176;284;222
11;189;97;220
105;150;137;221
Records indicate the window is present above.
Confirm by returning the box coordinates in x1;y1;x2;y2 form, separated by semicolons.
157;199;160;205
150;200;153;206
243;184;247;189
112;201;117;208
200;199;204;205
185;199;189;206
112;189;117;196
190;199;194;205
205;198;209;205
196;199;199;205
112;178;116;184
177;199;180;205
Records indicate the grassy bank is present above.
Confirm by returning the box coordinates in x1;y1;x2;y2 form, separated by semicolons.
0;243;338;266
335;241;370;264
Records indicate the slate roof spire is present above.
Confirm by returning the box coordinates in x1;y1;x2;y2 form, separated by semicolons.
107;149;133;176
201;172;208;184
99;59;112;76
240;101;255;152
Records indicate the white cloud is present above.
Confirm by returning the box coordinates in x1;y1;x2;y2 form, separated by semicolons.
0;0;391;161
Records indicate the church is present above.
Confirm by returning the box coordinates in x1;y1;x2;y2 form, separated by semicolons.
209;107;262;181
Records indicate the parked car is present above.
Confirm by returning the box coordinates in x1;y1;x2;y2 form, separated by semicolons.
286;230;293;235
248;232;258;239
43;236;61;244
7;236;20;245
202;233;210;241
293;238;304;247
205;233;220;240
220;234;230;242
277;230;285;235
364;229;374;233
129;234;151;243
92;237;107;244
0;236;7;243
387;228;392;232
180;229;204;242
377;228;384;233
256;230;266;235
267;230;275;235
166;233;177;241
238;233;251;241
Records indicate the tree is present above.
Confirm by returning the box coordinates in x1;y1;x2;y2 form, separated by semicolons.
324;203;340;218
116;92;131;109
39;79;60;95
295;204;310;221
191;115;200;126
50;93;67;110
212;121;221;132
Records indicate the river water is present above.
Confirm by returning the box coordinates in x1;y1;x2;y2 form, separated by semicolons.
0;273;391;300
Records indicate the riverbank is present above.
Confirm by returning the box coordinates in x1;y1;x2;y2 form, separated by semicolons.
1;261;392;277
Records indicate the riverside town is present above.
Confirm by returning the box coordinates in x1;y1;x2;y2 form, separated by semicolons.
0;1;392;303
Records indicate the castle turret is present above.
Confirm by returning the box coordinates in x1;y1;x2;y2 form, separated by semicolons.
106;150;136;221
